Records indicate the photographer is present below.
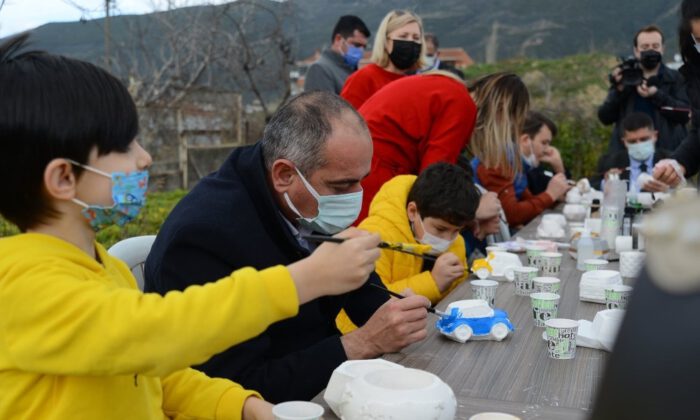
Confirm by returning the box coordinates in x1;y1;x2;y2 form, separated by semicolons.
598;25;689;153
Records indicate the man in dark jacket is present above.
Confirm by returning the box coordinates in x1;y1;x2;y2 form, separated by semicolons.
144;91;430;403
598;25;689;153
594;112;672;191
304;16;370;94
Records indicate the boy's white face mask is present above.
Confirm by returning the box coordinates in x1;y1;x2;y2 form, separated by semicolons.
414;214;455;253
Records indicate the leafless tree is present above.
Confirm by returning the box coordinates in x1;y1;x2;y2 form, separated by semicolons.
63;0;296;116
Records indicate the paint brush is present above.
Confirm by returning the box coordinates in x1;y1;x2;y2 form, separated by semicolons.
543;170;576;186
302;234;438;262
368;283;448;317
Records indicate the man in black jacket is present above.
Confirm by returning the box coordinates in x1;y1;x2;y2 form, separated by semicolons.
144;91;430;403
598;25;689;153
594;112;671;192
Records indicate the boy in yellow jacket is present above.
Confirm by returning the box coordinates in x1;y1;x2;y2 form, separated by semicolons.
0;34;381;420
337;163;480;333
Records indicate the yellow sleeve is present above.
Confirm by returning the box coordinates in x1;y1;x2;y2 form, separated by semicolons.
384;271;442;304
162;368;260;420
0;264;298;378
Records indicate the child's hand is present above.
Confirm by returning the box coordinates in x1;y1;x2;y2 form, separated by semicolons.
288;228;381;303
431;252;465;292
242;396;273;420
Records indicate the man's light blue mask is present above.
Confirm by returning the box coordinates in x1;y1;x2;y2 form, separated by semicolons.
284;166;363;234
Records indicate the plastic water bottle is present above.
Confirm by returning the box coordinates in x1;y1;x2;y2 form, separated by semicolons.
577;229;595;271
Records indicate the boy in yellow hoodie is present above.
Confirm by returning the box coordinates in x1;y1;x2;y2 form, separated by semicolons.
337;163;480;333
0;34;381;420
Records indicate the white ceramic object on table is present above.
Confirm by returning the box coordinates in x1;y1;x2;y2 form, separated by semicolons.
563;204;587;222
614;235;633;253
485;245;507;254
566;188;582;204
324;359;403;417
487;251;522;279
579;270;623;303
338;368;456;420
542;213;567;227
619;251;646;278
576;309;626;351
584;218;602;235
537;220;565;239
470;413;521;420
272;401;324;420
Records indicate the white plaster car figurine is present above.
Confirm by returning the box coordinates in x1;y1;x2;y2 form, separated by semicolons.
436;299;514;343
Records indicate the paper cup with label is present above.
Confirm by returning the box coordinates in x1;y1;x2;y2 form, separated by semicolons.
525;245;546;266
545;318;579;360
471;279;499;307
273;401;324;420
584;259;609;272
530;292;560;327
538;252;562;276
605;284;633;309
619;251;645;279
533;276;561;293
505;266;539;296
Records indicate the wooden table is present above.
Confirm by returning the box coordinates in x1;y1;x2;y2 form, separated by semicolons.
315;211;619;419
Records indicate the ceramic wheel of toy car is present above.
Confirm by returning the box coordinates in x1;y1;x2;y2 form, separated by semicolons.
490;322;509;341
453;325;473;343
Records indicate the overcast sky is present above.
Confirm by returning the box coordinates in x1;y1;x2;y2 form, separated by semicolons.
0;1;229;37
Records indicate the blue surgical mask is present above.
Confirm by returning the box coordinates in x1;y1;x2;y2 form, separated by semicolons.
627;139;655;162
423;55;437;70
69;160;149;232
343;44;364;69
283;166;363;234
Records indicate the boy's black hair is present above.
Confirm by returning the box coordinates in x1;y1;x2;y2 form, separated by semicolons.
407;162;480;227
331;15;370;43
522;111;558;138
622;112;655;133
0;33;138;231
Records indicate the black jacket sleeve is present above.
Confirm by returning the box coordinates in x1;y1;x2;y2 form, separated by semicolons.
343;272;389;326
673;125;700;178
598;86;631;125
145;222;349;403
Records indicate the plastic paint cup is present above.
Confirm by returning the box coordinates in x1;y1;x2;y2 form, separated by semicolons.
272;401;324;420
525;245;546;266
538;252;562;276
471;279;499;307
510;266;539;296
605;284;633;309
584;259;609;272
545;318;579;360
530;292;560;327
533;276;561;294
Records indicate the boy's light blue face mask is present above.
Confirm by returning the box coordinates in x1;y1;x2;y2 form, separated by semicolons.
627;139;655;162
68;160;149;232
283;166;363;235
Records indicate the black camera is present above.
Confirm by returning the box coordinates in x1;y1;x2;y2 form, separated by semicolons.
614;56;644;87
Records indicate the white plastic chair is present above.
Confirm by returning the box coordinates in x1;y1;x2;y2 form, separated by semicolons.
107;235;157;291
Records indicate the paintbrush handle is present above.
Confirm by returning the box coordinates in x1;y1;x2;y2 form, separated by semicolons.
368;283;444;315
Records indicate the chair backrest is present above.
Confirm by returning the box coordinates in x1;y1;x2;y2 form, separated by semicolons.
107;235;157;291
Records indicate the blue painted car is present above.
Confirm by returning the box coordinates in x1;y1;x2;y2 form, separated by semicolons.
436;299;514;343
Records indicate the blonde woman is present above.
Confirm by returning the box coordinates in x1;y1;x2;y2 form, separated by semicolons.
354;70;476;222
340;9;425;109
469;73;569;228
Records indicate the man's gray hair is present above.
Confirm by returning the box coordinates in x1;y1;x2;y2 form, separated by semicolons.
261;91;369;175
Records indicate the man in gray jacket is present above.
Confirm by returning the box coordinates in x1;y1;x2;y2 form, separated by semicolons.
304;15;370;94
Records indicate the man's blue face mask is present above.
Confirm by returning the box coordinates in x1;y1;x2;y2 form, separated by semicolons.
343;41;364;69
283;166;363;235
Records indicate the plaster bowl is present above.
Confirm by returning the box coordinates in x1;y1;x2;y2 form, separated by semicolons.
338;368;456;420
323;359;403;417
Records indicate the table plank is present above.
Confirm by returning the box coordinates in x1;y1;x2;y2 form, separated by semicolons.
315;211;616;419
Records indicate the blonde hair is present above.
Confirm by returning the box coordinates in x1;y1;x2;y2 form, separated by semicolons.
468;72;530;180
419;69;466;85
370;10;426;70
